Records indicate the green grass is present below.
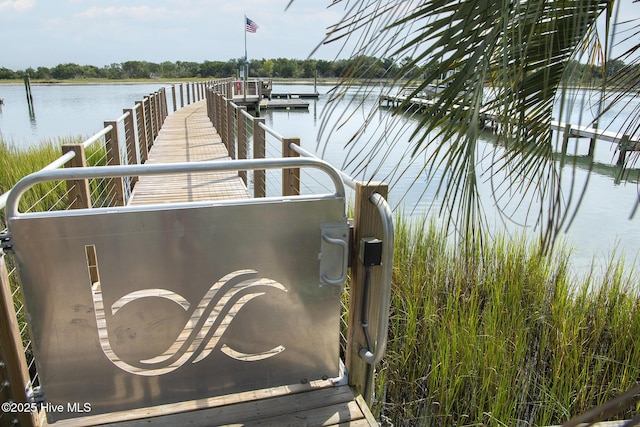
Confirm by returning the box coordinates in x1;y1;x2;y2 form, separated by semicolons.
378;216;640;426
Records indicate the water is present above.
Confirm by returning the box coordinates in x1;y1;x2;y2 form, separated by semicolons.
1;82;638;279
0;83;172;144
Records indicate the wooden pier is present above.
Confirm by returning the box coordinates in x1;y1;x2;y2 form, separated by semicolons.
128;101;249;205
0;80;388;427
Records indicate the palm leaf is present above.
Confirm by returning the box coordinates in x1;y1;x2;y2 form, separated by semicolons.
316;0;620;253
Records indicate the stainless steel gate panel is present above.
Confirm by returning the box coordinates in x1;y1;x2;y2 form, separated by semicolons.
9;197;348;421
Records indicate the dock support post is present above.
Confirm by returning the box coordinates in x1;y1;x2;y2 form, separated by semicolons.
617;135;630;166
123;108;139;188
347;181;389;406
104;121;126;206
136;100;149;163
282;138;300;196
151;93;160;139
0;254;38;427
180;84;184;109
560;124;571;168
206;88;213;123
226;100;236;160
160;88;168;126
171;85;177;112
220;97;229;152
23;73;34;117
144;96;156;143
254;117;266;198
62;144;92;209
237;106;248;184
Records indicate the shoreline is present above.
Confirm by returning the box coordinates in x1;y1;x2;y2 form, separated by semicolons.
1;78;635;92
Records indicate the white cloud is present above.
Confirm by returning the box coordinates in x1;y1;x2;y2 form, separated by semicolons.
0;0;35;12
75;6;169;20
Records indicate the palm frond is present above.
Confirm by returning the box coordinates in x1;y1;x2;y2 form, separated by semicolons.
318;0;624;253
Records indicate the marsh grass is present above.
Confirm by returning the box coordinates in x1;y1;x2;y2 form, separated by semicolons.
0;137;108;227
378;217;640;426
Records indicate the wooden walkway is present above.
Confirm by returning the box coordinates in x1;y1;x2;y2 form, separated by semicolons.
128;100;249;206
101;99;377;427
44;379;378;427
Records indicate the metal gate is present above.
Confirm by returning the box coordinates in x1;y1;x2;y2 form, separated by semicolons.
6;159;349;422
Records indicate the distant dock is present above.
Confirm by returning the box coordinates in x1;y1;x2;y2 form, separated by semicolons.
379;92;640;164
270;92;319;99
260;98;310;110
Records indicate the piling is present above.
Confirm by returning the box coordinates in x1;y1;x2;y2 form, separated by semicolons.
23;73;34;115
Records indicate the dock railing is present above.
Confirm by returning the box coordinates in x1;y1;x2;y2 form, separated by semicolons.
0;78;393;425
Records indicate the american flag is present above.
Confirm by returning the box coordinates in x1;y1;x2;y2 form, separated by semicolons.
245;17;259;33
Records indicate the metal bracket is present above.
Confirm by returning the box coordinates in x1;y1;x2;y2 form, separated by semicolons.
0;231;13;254
329;359;349;387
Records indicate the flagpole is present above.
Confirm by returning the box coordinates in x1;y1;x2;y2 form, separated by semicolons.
243;14;248;100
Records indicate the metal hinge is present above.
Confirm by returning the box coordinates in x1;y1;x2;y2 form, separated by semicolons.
26;384;46;406
0;231;12;254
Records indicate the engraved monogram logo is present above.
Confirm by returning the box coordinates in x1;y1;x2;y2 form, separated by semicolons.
85;245;287;376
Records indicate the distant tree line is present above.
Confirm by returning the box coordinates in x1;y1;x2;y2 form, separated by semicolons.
0;56;401;80
0;57;634;85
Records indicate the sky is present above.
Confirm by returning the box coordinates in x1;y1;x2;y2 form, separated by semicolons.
1;0;639;71
0;0;350;70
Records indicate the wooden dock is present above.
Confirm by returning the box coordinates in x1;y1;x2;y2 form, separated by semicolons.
379;92;640;161
128;100;249;205
113;99;376;427
0;81;388;427
44;379;378;427
260;98;310;110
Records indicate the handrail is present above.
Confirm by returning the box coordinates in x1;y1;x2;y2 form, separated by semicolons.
288;142;359;190
257;121;285;142
5;158;347;219
115;110;130;124
358;192;394;365
83;125;113;149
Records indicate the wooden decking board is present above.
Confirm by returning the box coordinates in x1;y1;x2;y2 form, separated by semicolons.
43;382;374;427
128;100;249;206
